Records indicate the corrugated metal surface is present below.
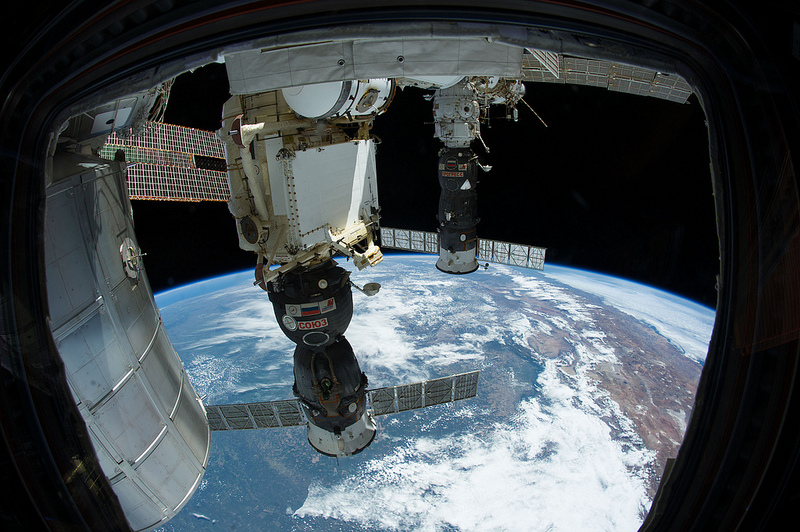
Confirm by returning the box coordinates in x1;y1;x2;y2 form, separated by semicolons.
226;38;523;94
45;151;210;531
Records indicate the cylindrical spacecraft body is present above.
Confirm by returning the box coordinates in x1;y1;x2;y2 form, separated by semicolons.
293;338;375;456
436;148;480;274
282;79;395;120
267;259;353;349
45;153;210;531
431;81;481;148
266;259;375;456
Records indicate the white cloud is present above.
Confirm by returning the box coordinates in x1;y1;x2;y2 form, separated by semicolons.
159;257;699;531
540;265;714;363
295;362;653;531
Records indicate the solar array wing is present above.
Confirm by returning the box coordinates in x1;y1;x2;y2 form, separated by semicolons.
98;121;230;202
381;227;546;270
368;370;480;416
522;49;693;104
380;227;438;254
477;238;546;270
206;399;306;430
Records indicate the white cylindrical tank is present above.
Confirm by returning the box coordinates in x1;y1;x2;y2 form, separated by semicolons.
46;150;210;531
282;79;395;119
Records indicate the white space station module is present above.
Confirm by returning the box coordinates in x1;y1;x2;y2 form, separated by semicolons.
43;33;692;531
211;74;499;458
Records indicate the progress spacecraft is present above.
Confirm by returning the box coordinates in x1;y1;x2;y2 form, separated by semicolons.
2;2;798;532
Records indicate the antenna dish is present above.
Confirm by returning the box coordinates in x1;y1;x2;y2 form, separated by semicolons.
351;281;381;296
362;283;381;296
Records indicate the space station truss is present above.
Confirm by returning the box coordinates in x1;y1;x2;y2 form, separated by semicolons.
380;227;546;270
206;399;306;431
523;49;693;103
368;370;480;416
98;121;230;202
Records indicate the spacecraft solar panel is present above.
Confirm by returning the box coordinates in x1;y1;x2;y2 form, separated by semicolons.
368;370;480;416
99;121;230;202
206;399;306;430
522;49;693;104
381;227;546;270
380;227;438;254
477;238;547;270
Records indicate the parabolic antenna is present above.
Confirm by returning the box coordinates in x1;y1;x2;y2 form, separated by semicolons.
362;282;381;296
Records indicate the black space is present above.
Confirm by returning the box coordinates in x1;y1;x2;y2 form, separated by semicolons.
135;64;717;307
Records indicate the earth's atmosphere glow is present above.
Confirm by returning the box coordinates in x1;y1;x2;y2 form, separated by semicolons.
155;254;713;531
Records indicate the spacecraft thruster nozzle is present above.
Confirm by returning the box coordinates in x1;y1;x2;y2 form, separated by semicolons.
436;148;480;274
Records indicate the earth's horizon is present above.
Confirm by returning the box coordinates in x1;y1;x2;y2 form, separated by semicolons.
154;254;713;531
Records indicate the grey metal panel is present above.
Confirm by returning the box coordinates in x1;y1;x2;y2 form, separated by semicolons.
92;372;165;464
110;476;165;531
44;178;98;328
139;331;183;415
368;370;480;417
226;38;522;94
206;399;306;430
172;376;212;464
355;39;522;78
54;310;129;407
46;151;210;531
135;430;201;509
225;42;355;92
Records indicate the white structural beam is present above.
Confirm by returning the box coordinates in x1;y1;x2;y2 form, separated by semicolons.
225;38;523;94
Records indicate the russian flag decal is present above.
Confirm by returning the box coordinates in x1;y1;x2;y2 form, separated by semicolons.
301;303;320;316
